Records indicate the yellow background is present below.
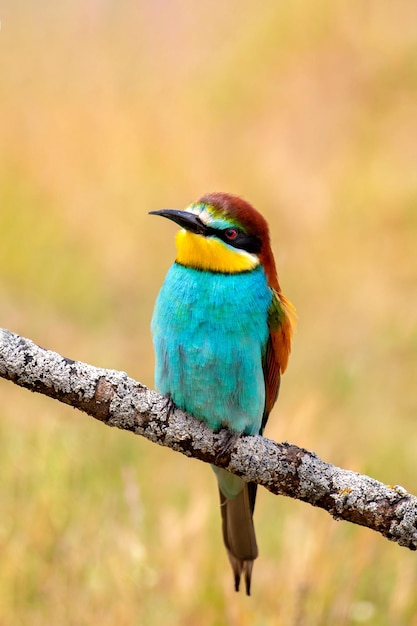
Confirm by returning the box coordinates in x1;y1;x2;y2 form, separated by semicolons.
1;2;417;624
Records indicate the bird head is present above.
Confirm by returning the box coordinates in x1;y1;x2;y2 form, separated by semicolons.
149;192;280;289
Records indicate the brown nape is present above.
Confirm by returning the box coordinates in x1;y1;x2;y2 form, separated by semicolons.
198;192;281;291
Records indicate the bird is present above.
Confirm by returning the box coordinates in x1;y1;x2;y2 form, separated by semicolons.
150;192;295;595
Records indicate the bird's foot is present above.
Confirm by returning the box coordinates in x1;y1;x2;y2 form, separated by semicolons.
215;429;240;465
161;393;176;420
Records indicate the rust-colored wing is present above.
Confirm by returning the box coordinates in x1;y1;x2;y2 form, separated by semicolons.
261;290;296;432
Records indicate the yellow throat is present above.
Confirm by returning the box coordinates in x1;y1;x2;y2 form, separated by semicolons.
175;230;259;273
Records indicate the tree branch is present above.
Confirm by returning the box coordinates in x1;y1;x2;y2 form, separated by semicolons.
1;327;416;550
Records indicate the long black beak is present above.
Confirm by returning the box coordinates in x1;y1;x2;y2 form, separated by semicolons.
149;209;207;236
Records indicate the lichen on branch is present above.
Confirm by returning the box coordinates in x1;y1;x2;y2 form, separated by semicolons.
1;327;417;551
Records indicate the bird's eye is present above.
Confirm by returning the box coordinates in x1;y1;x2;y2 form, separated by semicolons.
224;228;238;240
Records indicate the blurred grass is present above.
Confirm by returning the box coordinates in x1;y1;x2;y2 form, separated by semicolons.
1;1;417;624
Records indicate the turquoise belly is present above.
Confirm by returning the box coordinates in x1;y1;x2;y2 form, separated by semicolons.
151;263;271;435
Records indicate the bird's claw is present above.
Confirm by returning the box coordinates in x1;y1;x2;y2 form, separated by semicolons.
215;430;240;465
161;393;176;420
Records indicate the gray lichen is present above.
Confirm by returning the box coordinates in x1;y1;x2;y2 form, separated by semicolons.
1;327;417;551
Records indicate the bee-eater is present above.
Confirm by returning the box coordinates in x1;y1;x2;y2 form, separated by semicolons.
150;192;294;595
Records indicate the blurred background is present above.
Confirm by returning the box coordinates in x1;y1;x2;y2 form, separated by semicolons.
1;1;417;624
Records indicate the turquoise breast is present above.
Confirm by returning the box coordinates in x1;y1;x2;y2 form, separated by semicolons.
151;263;272;435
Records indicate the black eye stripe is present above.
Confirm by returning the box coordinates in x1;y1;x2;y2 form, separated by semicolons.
204;226;262;254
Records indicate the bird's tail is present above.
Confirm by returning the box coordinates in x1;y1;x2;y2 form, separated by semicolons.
218;480;258;595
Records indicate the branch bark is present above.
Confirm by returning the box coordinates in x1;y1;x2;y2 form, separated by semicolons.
1;327;416;550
